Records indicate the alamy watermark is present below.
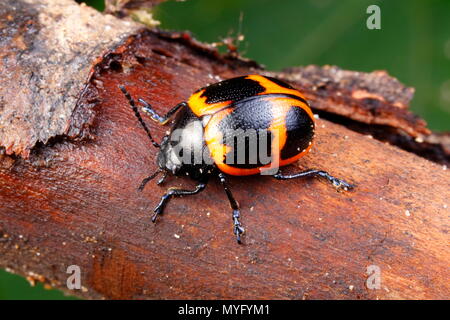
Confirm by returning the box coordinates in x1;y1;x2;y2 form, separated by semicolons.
66;265;81;290
366;265;381;289
366;5;381;30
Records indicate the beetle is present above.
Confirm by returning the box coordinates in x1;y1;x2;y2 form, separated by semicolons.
119;74;353;243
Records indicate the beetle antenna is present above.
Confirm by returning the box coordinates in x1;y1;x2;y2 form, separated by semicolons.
119;85;160;148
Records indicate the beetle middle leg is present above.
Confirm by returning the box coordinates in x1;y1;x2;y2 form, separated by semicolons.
152;182;208;222
273;169;354;190
218;172;245;244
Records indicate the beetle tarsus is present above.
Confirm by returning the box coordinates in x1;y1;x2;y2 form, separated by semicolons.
151;211;159;223
151;195;167;222
233;210;245;243
315;170;354;191
273;169;354;191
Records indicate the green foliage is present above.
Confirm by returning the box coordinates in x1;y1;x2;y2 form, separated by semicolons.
76;0;104;11
1;0;448;300
155;0;450;131
0;269;77;300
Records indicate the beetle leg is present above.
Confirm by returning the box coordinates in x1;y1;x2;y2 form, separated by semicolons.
138;169;163;191
138;169;168;192
273;169;354;191
138;98;186;125
152;182;208;222
156;171;168;185
218;172;245;244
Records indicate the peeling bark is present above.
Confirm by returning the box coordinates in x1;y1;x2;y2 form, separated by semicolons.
0;0;141;157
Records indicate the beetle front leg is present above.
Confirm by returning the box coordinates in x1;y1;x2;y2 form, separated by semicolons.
218;172;245;244
152;182;207;222
138;169;168;191
139;98;187;125
273;169;354;191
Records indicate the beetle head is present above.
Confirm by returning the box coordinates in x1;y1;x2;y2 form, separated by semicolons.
157;135;183;175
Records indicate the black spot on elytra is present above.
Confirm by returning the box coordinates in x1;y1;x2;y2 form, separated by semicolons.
280;106;315;160
217;97;273;169
200;77;265;104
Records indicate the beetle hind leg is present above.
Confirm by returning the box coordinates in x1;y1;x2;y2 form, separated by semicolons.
273;169;354;191
218;173;245;244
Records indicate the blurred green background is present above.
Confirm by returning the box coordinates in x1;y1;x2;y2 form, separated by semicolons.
1;0;448;299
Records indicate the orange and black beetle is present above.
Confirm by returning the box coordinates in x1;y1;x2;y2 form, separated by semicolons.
120;75;353;243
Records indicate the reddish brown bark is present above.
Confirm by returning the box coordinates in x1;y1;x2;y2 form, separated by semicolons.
0;1;449;300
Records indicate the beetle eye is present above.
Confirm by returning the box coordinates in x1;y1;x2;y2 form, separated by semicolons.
170;139;179;147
